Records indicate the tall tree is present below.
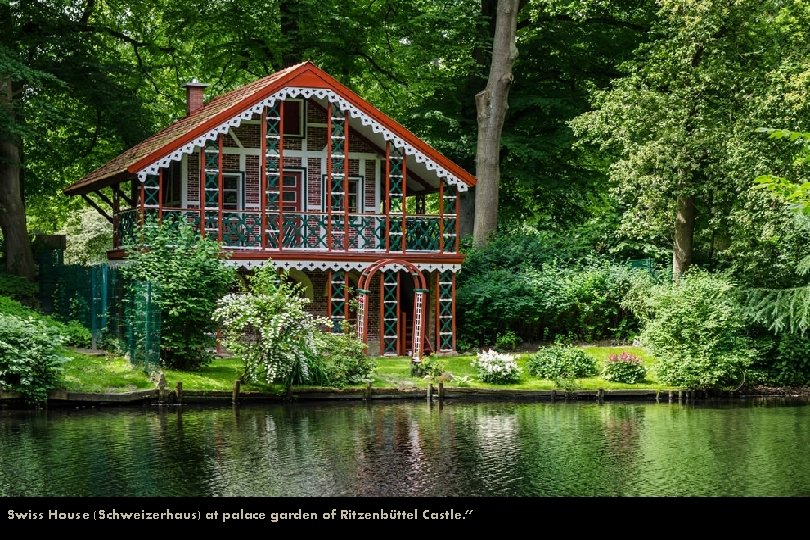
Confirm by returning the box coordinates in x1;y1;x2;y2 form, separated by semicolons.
572;0;810;278
473;0;521;246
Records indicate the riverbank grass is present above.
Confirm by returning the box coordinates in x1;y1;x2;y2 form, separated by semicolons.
60;345;665;393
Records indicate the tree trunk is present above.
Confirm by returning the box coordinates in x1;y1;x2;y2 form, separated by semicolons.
473;0;520;247
672;193;695;279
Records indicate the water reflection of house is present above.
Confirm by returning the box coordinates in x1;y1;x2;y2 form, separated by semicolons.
65;62;475;360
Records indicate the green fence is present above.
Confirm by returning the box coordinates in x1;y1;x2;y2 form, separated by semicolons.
38;251;161;370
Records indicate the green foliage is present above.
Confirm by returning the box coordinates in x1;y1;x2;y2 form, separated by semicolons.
62;208;113;266
0;272;37;304
458;233;654;345
495;330;520;352
602;352;647;384
315;329;376;387
471;349;521;385
0;313;66;404
215;265;329;389
122;220;236;370
0;295;90;347
527;344;599;380
749;330;810;387
633;270;755;390
412;354;448;379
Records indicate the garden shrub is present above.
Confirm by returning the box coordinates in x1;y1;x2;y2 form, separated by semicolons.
412;354;448;378
602;351;647;384
123;219;236;370
633;270;755;389
0;272;37;304
749;330;810;387
457;243;654;347
471;349;521;384
215;266;327;388
316;329;376;386
0;295;91;347
0;313;66;404
495;330;520;352
527;344;598;380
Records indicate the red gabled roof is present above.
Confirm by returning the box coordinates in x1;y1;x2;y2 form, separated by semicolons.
65;61;476;195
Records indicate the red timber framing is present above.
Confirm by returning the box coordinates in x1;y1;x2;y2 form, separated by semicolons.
278;102;285;250
198;147;205;238
343;110;350;251
260;109;267;249
217;134;224;242
326;102;333;251
384;142;391;253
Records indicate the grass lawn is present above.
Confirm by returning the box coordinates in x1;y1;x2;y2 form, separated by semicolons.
61;349;153;393
60;345;669;393
373;345;668;391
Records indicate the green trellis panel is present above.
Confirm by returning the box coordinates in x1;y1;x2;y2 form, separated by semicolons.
438;270;454;351
382;271;399;355
329;270;347;332
143;174;160;207
442;183;458;253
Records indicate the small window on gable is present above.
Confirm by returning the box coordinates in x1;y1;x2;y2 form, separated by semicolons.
282;99;305;138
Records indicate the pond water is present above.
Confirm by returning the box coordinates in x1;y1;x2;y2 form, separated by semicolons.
1;400;809;497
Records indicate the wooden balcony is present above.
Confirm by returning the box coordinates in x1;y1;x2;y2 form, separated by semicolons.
113;207;459;256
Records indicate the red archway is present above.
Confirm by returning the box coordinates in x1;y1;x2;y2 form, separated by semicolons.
356;258;428;362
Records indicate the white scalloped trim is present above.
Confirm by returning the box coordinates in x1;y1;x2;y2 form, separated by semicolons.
137;86;469;192
223;258;460;274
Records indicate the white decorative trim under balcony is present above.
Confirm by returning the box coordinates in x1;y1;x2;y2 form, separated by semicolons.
224;258;461;274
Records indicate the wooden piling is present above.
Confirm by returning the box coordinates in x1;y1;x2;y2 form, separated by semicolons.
158;373;167;403
438;382;445;402
427;383;434;401
668;390;673;404
364;381;372;400
550;389;557;402
232;380;241;404
597;388;605;404
678;390;683;403
176;381;183;404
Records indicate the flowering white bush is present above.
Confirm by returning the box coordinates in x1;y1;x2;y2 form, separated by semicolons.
214;266;330;388
471;349;521;384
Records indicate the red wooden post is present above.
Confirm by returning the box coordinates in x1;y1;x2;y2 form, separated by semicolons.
401;155;407;253
158;170;164;222
199;147;205;238
139;181;145;226
217;134;224;243
455;187;460;252
278;101;285;250
438;181;444;253
326;103;332;251
343;111;350;251
260;109;267;249
384;142;390;253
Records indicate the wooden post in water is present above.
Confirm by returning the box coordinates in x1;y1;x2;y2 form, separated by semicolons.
176;381;183;404
655;390;660;404
364;381;372;400
668;390;673;404
232;380;241;404
678;390;683;403
597;388;604;404
438;382;445;402
158;373;167;403
427;383;434;401
550;389;557;403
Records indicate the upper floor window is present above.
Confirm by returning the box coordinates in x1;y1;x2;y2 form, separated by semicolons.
283;99;305;138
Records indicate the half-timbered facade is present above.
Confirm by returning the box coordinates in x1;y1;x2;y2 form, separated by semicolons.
64;62;475;360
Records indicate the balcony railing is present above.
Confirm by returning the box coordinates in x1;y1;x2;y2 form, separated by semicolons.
114;208;457;254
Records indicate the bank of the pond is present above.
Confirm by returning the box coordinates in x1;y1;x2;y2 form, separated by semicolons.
1;346;805;407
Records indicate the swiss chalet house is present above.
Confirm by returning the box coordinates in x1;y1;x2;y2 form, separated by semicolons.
64;62;476;360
